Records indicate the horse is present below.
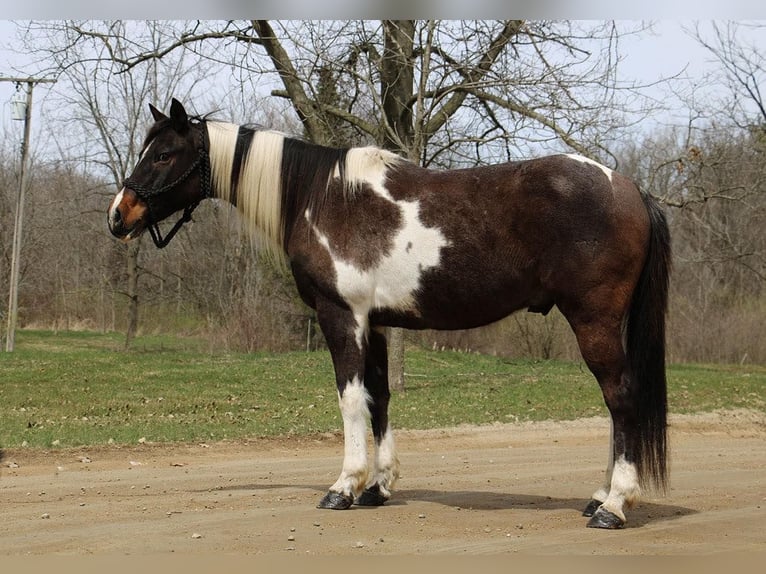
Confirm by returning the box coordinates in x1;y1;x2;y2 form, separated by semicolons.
107;98;671;529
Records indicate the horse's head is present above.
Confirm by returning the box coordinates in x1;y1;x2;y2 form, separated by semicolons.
107;98;210;248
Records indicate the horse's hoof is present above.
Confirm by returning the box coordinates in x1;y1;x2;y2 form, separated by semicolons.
355;484;389;507
586;507;625;529
582;499;602;517
317;491;354;510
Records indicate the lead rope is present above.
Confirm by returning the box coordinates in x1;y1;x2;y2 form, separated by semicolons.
146;203;198;249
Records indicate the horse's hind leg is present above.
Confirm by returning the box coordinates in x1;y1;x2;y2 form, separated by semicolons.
568;314;641;529
582;420;615;517
356;327;400;506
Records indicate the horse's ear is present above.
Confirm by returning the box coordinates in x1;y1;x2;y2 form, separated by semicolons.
169;98;189;132
149;103;167;122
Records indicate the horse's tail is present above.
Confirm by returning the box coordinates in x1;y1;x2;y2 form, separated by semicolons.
627;192;672;492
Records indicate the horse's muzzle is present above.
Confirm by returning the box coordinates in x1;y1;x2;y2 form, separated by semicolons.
107;189;147;241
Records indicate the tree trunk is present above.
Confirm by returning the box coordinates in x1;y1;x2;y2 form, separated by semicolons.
387;327;406;392
381;20;416;393
381;20;415;151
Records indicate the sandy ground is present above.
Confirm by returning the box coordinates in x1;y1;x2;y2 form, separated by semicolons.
1;409;764;556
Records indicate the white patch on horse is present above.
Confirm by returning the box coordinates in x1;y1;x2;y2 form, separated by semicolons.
330;377;371;498
370;424;399;498
342;200;444;309
309;158;449;343
565;154;613;182
599;454;640;522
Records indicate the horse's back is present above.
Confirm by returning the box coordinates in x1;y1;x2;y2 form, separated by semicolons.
290;153;650;331
374;155;648;328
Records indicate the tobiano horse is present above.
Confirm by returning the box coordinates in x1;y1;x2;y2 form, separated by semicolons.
108;98;671;529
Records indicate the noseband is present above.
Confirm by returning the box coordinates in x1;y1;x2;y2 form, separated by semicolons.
122;122;211;249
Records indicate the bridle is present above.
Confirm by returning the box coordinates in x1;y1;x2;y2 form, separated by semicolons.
122;121;211;249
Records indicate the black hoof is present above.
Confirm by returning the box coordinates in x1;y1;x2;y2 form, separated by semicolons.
582;499;602;517
317;491;354;510
586;507;625;529
355;484;389;507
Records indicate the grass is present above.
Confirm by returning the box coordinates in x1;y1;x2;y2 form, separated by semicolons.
0;329;764;449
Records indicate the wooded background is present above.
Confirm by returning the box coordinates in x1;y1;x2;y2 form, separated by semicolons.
1;20;764;366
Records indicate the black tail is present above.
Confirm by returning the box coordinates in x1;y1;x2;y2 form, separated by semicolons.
627;192;671;492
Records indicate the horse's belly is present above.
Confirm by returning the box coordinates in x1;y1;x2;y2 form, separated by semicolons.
370;271;546;331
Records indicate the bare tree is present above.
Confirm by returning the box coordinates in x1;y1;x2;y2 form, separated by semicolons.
691;21;766;131
58;19;652;382
576;21;766;365
17;20;212;347
246;20;648;387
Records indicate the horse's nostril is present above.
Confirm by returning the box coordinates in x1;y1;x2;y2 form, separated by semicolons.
113;208;122;224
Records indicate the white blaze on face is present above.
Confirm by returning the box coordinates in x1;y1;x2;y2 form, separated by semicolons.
565;153;614;182
329;377;371;498
108;188;128;237
109;189;125;224
138;137;155;163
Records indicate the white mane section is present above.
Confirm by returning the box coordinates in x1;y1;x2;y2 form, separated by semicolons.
206;122;286;266
341;146;403;196
206;122;239;201
238;130;285;262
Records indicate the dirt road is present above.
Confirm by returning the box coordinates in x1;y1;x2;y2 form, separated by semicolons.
1;410;764;556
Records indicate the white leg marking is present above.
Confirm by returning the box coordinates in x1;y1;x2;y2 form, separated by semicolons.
565;153;614;182
370;424;400;498
592;420;615;502
599;454;641;522
330;377;371;497
352;312;369;351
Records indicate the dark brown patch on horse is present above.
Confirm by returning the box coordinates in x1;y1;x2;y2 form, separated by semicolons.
310;181;403;271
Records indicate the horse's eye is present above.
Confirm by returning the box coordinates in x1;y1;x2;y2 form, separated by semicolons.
157;152;170;162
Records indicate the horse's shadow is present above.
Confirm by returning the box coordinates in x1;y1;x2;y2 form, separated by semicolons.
210;482;696;528
398;488;696;528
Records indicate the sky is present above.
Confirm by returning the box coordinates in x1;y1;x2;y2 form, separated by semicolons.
1;0;764;19
0;19;763;160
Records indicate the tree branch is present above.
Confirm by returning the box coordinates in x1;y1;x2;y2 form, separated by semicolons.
252;20;330;144
67;23;261;74
423;20;524;137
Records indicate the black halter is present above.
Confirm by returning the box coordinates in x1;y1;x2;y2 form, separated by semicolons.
123;122;211;249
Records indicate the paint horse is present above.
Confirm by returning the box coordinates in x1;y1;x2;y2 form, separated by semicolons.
108;99;671;529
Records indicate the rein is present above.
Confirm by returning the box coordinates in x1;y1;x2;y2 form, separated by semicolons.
123;123;211;249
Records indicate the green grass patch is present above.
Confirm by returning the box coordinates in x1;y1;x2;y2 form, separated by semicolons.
0;329;763;449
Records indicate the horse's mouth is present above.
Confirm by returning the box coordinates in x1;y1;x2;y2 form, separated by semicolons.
123;226;146;242
108;218;146;242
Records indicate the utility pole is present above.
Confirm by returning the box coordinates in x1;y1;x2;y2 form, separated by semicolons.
2;76;55;352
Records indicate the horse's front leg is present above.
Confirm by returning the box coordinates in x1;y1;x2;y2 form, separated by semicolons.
316;299;371;510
